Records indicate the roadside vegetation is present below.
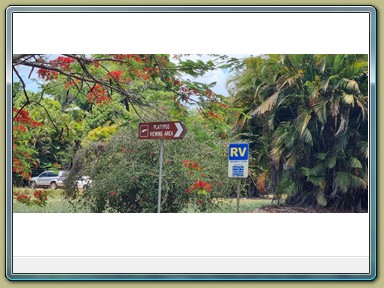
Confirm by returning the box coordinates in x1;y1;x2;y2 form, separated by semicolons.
12;54;368;213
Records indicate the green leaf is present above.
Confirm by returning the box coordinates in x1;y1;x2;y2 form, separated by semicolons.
349;174;367;189
194;130;209;141
301;113;311;135
316;194;327;207
335;172;351;193
206;142;221;152
308;175;324;187
349;157;362;169
327;157;337;169
316;152;328;160
197;189;207;195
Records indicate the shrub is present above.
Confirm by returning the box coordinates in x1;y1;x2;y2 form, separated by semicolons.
66;126;236;212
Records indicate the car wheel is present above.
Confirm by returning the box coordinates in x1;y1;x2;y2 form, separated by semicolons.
50;182;57;190
30;181;36;189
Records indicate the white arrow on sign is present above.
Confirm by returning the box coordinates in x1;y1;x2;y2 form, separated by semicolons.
174;122;183;138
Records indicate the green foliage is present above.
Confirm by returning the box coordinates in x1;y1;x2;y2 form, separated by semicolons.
228;54;368;211
83;124;118;144
66;125;237;213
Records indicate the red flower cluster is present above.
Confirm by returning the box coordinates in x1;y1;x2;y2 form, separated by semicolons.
12;158;23;174
13;109;43;127
37;68;59;81
16;194;31;204
157;56;168;66
13;109;43;179
134;68;150;81
37;56;74;80
189;180;212;192
182;160;203;171
14;190;48;207
34;190;48;203
13;125;27;133
106;70;122;81
173;78;182;86
50;56;74;71
208;111;220;119
87;84;110;104
65;79;80;89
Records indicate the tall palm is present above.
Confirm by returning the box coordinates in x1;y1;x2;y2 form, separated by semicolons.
228;54;368;210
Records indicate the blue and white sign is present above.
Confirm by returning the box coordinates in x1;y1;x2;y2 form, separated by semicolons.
228;143;249;178
228;143;249;161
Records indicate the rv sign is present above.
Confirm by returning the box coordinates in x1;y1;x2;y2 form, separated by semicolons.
228;143;249;178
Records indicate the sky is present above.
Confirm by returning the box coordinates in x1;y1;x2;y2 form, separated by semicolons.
175;54;251;96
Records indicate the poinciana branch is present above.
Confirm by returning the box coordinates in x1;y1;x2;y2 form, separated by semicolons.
13;54;231;125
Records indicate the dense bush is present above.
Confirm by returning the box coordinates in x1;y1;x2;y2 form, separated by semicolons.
66;126;237;212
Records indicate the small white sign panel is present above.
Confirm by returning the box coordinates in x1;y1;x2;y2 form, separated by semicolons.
228;161;249;178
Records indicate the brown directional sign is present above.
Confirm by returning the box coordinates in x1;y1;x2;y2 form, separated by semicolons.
138;121;187;140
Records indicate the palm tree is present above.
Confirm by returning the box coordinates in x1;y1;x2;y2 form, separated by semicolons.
228;54;368;211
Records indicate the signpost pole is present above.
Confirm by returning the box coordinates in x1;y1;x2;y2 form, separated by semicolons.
157;138;164;213
236;180;241;213
138;119;187;213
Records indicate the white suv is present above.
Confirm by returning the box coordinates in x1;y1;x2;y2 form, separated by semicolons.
29;170;68;189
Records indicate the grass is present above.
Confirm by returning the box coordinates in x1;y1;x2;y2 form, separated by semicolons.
212;198;273;213
12;187;274;213
12;187;90;213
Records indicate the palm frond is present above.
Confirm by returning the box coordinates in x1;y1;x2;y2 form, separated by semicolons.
327;157;337;169
335;115;347;136
349;156;362;169
251;90;280;116
316;193;327;207
342;92;355;106
334;172;351;194
358;141;368;159
300;113;312;135
346;79;360;94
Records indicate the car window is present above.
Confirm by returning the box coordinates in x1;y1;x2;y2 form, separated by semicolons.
39;172;48;177
47;172;58;177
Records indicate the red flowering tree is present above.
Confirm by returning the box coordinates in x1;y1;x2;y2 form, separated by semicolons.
12;107;42;181
12;54;239;180
13;54;238;118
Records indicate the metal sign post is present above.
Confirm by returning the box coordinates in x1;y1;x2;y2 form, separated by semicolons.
236;180;241;213
157;139;164;213
228;143;249;213
138;121;187;213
